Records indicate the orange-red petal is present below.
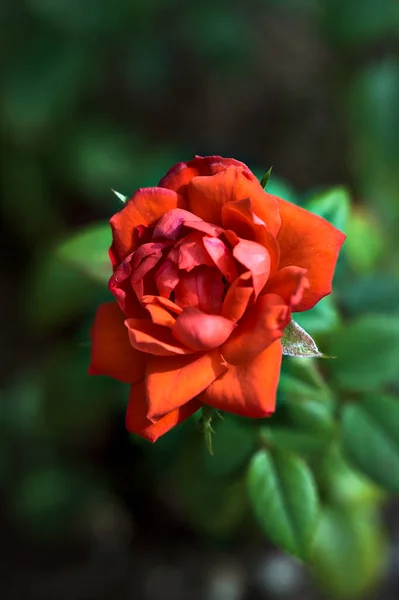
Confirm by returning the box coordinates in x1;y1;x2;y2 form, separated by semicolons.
125;318;194;356
221;272;254;323
277;199;346;311
89;302;147;383
172;307;236;352
201;340;283;418
110;187;185;262
126;381;202;442
264;266;310;309
221;294;290;365
188;166;281;233
145;350;228;421
159;155;254;196
174;267;224;315
221;198;280;272
232;238;271;299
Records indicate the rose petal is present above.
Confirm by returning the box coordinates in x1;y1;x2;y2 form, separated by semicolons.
126;381;202;442
152;208;202;240
125;318;194;356
182;220;224;237
174;266;224;315
89;303;147;383
221;198;280;272
108;254;147;318
131;242;168;283
154;259;180;298
233;238;271;298
221;294;290;365
142;295;183;315
188;166;281;233
202;236;238;283
201;340;282;418
145;350;228;421
277;199;346;311
221;272;254;323
110;187;185;262
145;302;176;328
159;155;254;195
176;232;215;271
172;307;236;351
264;266;310;309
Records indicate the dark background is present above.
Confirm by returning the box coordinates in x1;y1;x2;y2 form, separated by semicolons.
1;0;399;598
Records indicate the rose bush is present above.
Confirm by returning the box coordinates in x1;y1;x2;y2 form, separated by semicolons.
89;156;345;441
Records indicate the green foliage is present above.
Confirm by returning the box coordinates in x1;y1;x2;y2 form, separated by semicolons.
328;315;399;391
282;319;326;358
56;222;112;284
3;1;399;596
294;296;340;336
25;252;106;331
305;187;350;233
247;449;319;559
342;394;399;492
345;208;384;274
312;507;386;598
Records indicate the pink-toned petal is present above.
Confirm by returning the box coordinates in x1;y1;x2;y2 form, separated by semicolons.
152;208;202;240
221;272;254;323
221;294;290;365
154;259;180;298
174;266;224;315
201;340;282;418
188;166;281;233
221;198;280;273
125;318;194;356
142;295;183;315
172;307;236;351
177;232;215;271
264;266;310;309
277;198;346;311
126;381;202;442
108;254;147;318
131;241;171;283
110;187;185;262
145;350;228;421
89;303;147;383
202;236;238;283
183;220;224;237
159;155;255;195
233;238;271;298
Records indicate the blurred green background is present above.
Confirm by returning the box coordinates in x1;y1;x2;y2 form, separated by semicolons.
1;0;399;598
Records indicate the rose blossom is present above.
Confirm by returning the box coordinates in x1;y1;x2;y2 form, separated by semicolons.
89;156;345;441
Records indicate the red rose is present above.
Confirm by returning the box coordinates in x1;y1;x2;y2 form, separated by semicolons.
89;156;345;441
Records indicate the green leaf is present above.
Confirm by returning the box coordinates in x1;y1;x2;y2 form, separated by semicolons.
260;166;273;189
282;320;327;358
328;315;399;390
56;222;111;284
341;394;399;492
293;296;340;336
312;507;386;598
111;189;128;203
305;187;350;233
283;397;335;433
345;208;384;274
203;417;256;478
254;171;298;204
338;275;399;316
25;252;106;332
318;446;384;509
260;427;333;459
247;449;319;559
